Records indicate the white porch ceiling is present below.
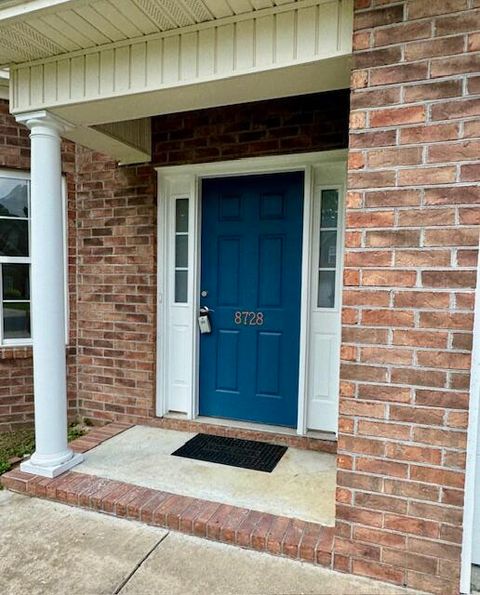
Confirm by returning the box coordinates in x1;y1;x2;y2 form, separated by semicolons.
0;0;299;64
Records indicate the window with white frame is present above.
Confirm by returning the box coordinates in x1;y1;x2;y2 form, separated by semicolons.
0;170;67;346
0;171;31;345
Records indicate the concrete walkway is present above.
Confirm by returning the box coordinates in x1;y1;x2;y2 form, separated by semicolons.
0;490;419;595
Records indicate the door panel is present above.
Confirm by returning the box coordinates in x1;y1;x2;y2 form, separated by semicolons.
199;172;304;427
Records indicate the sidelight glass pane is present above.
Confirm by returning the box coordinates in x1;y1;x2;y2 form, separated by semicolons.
0;219;29;256
175;270;188;303
176;198;189;233
0;178;29;218
319;230;337;268
318;270;336;309
2;264;30;300
320;190;338;228
3;302;31;339
175;235;188;268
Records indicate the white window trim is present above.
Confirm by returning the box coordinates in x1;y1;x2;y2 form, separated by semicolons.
0;169;68;348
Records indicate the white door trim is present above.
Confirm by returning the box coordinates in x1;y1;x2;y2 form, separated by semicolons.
460;235;480;594
156;149;347;435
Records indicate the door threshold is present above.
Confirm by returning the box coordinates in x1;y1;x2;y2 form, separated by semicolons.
150;413;337;454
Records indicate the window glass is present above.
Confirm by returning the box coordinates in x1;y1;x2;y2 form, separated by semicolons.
174;198;189;304
319;230;337;268
317;189;339;309
0;219;29;257
0;178;29;218
318;271;336;309
320;190;338;228
3;303;30;340
175;235;188;269
175;270;188;303
3;264;29;300
175;199;189;233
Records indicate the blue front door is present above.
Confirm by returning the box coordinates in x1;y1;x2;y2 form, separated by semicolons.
199;172;304;427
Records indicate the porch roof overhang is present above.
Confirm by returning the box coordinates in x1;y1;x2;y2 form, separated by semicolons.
3;0;353;163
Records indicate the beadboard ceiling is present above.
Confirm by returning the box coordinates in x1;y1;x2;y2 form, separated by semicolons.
0;0;299;65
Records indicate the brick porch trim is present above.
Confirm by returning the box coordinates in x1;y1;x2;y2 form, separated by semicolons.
1;468;334;565
67;422;134;453
1;421;334;567
146;417;337;454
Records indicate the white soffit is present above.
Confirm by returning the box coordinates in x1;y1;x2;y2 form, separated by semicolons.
0;0;300;64
10;0;353;118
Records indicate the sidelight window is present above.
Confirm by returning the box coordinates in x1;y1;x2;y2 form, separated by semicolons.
317;189;339;309
174;198;189;303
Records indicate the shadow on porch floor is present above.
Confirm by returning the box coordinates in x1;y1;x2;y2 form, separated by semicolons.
75;425;336;526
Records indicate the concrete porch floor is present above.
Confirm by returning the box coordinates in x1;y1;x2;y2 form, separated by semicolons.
75;425;336;526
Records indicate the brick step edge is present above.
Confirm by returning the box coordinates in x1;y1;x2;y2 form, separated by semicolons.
1;468;334;567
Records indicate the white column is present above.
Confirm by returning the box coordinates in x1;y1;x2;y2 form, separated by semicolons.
16;111;83;478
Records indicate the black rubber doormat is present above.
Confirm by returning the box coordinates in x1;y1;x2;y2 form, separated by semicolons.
171;433;287;473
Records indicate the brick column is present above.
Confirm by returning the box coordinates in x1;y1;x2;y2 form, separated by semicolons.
336;1;480;593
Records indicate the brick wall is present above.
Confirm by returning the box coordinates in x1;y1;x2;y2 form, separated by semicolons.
152;90;349;165
0;99;77;431
75;148;157;423
336;2;479;593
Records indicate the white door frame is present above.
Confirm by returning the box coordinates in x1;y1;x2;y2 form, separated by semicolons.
156;149;347;435
460;236;480;593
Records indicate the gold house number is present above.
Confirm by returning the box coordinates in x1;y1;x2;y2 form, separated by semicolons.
234;311;264;326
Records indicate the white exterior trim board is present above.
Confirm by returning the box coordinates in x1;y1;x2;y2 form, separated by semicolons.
10;0;353;115
460;235;480;593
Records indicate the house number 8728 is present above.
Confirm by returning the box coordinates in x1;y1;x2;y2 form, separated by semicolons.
234;311;264;326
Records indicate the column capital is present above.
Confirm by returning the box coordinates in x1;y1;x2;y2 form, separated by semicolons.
15;110;73;135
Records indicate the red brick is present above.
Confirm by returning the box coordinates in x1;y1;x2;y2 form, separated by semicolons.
431;98;480;121
424;185;480;206
367;146;422;167
384;478;440;502
373;21;431;47
392;329;448;349
410;466;465;489
404;35;465;61
384;547;438;574
362;270;416;287
356;457;409;479
384;514;439;538
364;189;420;208
428;140;480;163
398;166;457;186
400;123;459;144
385;442;442;465
354;6;404;30
366;229;420;247
406;0;468;18
352;559;404;585
370;106;425;128
353;526;406;549
370;63;429;86
346;211;394;228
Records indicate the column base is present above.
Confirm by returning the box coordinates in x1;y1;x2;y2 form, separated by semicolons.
20;452;84;478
